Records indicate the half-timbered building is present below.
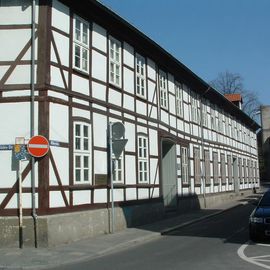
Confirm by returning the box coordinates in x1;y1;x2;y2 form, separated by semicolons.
0;0;260;247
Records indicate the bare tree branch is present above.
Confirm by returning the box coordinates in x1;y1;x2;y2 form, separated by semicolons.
209;71;261;120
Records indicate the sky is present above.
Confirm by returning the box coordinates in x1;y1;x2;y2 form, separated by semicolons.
100;0;270;105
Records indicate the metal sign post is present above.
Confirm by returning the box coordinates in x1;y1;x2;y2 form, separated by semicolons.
108;122;128;233
109;123;115;233
18;158;23;248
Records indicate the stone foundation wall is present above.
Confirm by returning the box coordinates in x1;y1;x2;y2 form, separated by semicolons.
0;190;254;247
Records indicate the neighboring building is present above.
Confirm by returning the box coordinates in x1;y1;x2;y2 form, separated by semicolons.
259;106;270;181
225;94;243;109
0;0;260;247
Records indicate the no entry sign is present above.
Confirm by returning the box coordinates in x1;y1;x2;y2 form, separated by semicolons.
27;135;49;158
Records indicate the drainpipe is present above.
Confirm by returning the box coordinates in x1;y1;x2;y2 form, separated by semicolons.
31;0;38;248
200;87;211;209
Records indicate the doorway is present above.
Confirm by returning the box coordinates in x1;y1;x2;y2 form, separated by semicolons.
161;139;177;209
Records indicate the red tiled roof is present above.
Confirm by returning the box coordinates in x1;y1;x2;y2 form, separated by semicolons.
224;94;243;103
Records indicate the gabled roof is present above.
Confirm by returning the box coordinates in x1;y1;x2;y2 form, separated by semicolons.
59;0;260;131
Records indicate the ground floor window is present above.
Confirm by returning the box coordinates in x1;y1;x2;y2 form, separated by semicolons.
137;135;149;183
73;122;91;184
213;152;219;185
194;148;201;185
204;150;211;185
181;147;189;184
112;156;123;183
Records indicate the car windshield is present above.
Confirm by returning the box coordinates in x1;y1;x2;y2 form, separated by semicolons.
259;192;270;207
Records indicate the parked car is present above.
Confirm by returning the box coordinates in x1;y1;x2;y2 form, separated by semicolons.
249;191;270;241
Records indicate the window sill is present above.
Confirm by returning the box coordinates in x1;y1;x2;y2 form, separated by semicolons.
73;67;89;78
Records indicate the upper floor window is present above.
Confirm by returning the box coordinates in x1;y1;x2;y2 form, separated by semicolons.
74;122;91;184
138;135;149;183
231;120;236;138
210;106;216;130
159;70;168;109
202;102;208;127
136;53;146;98
73;15;89;73
175;82;183;118
191;93;200;124
109;36;122;87
218;111;223;134
225;116;229;136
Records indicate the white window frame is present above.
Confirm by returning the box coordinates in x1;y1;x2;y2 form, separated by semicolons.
135;53;146;98
175;82;183;118
73;15;89;73
204;150;211;185
159;70;168;109
109;36;122;87
191;93;199;124
112;156;124;183
218;111;223;134
202;101;208;127
137;135;149;183
194;148;201;185
210;106;216;130
181;146;189;184
74;122;91;184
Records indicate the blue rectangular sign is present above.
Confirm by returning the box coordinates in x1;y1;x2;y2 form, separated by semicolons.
0;145;13;151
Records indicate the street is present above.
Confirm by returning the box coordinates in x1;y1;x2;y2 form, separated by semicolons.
50;201;270;270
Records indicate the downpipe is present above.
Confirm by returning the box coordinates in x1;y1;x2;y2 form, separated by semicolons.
31;0;38;248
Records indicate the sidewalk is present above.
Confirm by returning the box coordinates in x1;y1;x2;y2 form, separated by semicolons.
0;193;260;270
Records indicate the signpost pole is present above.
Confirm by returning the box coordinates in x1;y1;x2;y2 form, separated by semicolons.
18;159;23;248
109;122;115;234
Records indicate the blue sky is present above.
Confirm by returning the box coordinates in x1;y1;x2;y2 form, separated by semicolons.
101;0;270;105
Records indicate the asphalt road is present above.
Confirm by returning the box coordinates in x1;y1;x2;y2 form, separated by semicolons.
51;203;269;270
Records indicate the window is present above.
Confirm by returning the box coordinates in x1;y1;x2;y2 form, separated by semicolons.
204;150;211;185
175;82;183;117
210;106;216;130
74;122;91;183
194;148;201;185
202;102;208;127
220;154;226;185
138;135;148;183
243;159;247;184
218;111;223;134
109;36;121;86
225;116;229;136
238;158;243;184
136;54;146;98
112;157;123;183
227;155;233;184
232;120;236;138
181;147;189;184
73;15;89;72
159;70;168;109
213;152;219;185
191;93;199;123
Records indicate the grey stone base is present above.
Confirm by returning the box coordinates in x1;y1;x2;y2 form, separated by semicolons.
0;190;255;247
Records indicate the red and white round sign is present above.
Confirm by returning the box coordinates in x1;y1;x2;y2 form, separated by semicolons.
27;135;49;158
